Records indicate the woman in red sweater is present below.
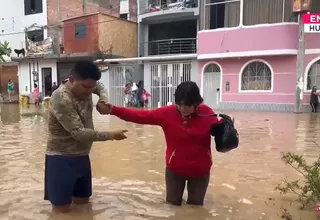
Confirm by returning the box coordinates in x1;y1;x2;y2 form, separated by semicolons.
98;81;220;206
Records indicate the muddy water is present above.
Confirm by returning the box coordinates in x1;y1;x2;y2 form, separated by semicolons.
0;104;320;220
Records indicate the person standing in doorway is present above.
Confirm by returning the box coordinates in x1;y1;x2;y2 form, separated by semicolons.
137;80;151;108
33;83;40;106
137;81;144;108
124;83;132;107
310;86;320;112
7;79;14;102
142;90;151;108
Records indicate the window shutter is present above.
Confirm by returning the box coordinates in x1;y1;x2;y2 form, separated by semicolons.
36;0;43;13
24;0;31;15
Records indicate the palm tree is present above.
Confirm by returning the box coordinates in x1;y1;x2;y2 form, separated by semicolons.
0;41;12;63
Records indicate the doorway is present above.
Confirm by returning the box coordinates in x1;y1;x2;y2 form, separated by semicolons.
202;63;221;109
42;68;52;97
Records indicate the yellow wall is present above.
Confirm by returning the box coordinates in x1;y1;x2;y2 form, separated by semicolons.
98;14;137;58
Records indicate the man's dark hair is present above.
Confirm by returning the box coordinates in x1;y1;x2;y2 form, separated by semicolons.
71;61;101;80
174;81;203;106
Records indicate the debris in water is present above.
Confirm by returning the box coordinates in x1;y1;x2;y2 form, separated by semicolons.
238;198;253;204
221;183;236;190
20;112;44;117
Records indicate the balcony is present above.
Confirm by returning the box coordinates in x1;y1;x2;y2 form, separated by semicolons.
138;0;199;23
142;38;197;56
197;23;300;59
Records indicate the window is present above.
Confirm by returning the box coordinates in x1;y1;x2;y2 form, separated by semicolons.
243;0;295;25
241;61;272;91
24;0;43;15
204;63;221;73
204;0;240;30
120;13;128;20
75;23;87;39
26;29;44;42
307;60;320;90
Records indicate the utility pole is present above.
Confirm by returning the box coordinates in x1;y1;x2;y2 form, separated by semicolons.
294;1;305;114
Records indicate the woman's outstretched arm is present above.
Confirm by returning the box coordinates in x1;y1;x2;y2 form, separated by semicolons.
108;104;170;126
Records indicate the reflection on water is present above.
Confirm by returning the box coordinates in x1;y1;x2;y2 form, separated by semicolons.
0;104;319;219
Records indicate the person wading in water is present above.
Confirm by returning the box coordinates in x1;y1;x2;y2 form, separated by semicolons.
44;61;128;213
310;86;320;112
97;81;223;206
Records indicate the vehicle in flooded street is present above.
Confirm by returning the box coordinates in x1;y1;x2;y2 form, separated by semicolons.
0;104;319;220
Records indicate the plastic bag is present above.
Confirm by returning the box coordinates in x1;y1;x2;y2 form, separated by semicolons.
210;114;239;153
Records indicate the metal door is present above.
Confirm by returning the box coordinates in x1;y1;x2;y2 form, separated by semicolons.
109;66;126;107
203;64;221;109
150;62;191;108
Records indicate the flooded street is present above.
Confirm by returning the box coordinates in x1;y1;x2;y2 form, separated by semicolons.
1;104;320;220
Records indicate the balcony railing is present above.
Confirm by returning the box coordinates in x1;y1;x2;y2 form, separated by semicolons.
143;38;197;56
140;0;198;15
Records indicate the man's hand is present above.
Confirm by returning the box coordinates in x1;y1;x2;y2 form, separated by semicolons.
96;102;113;115
107;130;128;140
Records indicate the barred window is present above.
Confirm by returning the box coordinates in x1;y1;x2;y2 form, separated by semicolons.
241;61;272;91
307;60;320;90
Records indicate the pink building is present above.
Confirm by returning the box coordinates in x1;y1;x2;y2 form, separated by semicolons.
197;0;320;111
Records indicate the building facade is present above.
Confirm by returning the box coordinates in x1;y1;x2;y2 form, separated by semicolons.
0;0;48;54
138;0;200;108
96;0;320;112
47;0;136;53
95;0;200;108
0;0;49;98
198;0;320;111
9;0;137;103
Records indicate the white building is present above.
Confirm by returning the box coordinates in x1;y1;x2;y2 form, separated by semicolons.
0;0;50;97
5;0;134;101
0;0;48;54
97;0;200;108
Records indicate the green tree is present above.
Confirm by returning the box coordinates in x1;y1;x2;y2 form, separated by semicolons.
0;41;12;63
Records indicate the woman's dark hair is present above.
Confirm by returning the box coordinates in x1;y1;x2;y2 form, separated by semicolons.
34;83;38;88
174;81;203;106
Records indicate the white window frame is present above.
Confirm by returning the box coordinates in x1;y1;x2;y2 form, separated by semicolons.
203;0;296;30
304;57;320;92
242;0;294;26
203;0;242;30
238;59;274;93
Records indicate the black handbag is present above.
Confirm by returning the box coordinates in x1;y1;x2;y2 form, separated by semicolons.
210;114;239;153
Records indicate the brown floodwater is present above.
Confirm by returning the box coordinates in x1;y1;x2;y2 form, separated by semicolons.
1;104;320;220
